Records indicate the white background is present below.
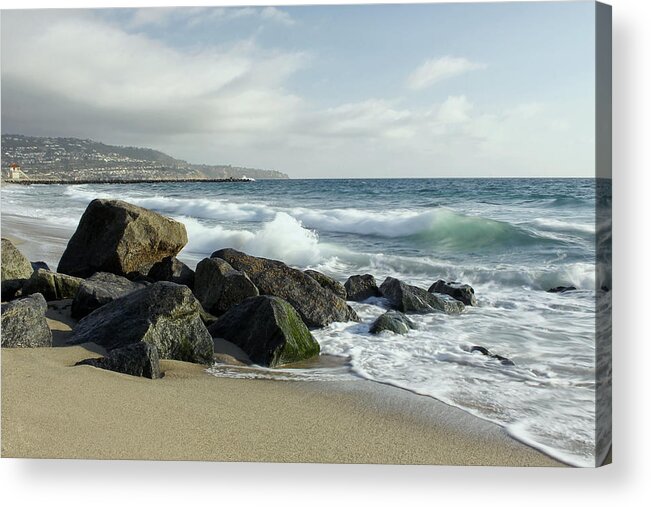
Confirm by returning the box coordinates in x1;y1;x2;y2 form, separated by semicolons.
0;0;649;505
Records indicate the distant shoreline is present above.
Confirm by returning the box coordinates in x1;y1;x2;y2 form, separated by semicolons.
1;177;259;186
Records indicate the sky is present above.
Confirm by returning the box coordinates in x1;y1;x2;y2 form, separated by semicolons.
1;2;596;178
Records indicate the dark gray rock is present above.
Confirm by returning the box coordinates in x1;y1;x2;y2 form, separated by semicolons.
369;310;417;335
208;295;319;367
304;269;347;300
211;249;358;328
379;277;464;314
1;293;52;348
1;238;33;300
22;269;83;301
194;257;259;315
469;345;515;366
68;282;214;365
31;261;50;271
547;286;577;293
344;274;380;302
71;272;144;319
76;342;161;379
57;199;188;279
147;256;195;289
428;279;477;306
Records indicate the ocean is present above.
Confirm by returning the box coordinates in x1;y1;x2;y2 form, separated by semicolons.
0;178;610;467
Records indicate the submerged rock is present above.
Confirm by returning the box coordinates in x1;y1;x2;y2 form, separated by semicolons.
71;272;145;319
194;257;259;315
1;293;52;348
379;277;464;314
58;199;188;279
211;248;358;328
147;256;195;289
304;269;347;300
428;280;477;306
547;286;577;293
469;345;515;366
344;274;380;302
76;342;161;379
369;310;416;335
68;282;214;365
208;295;319;367
1;238;33;300
23;269;83;301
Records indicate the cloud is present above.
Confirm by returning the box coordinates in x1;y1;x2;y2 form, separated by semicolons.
1;10;591;178
127;6;296;29
407;56;486;90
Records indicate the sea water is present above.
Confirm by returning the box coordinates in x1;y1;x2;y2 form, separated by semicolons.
0;178;609;467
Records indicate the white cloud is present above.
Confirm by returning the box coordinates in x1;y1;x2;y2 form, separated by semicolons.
438;95;473;124
407;56;486;90
128;6;296;29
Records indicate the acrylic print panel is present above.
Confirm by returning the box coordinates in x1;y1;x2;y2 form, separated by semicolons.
0;1;612;467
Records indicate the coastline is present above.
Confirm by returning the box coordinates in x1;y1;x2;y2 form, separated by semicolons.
1;198;566;467
1;345;562;465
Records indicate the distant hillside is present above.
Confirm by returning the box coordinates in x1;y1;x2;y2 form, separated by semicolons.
0;134;289;181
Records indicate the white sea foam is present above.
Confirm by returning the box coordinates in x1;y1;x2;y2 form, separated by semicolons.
180;213;322;266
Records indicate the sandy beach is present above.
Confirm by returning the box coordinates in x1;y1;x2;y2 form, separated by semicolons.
1;342;562;465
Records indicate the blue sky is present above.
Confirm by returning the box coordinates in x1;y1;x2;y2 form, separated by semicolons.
1;3;596;177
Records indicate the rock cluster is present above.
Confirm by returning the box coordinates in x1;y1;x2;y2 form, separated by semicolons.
1;198;506;377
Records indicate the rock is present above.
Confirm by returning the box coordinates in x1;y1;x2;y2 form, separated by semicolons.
428;280;477;306
71;272;145;319
207;295;319;367
68;282;214;365
379;277;464;314
547;286;577;293
31;261;50;271
193;257;259;315
22;269;83;301
369;310;416;335
76;342;161;379
1;238;33;300
1;293;52;348
344;274;380;302
211;249;358;328
147;256;195;289
57;199;188;279
304;269;347;300
469;345;515;366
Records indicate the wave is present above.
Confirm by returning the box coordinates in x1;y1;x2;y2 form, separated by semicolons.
531;218;595;235
64;185;580;252
180;213;321;267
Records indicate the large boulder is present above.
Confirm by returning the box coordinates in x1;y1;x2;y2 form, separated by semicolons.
428;280;477;306
211;249;358;328
68;282;214;365
1;293;52;348
369;310;416;335
344;274;380;302
71;272;145;319
1;238;33;300
208;295;320;367
193;257;258;315
379;277;464;315
76;342;161;379
22;269;83;301
147;256;195;289
304;269;347;300
57;199;188;279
